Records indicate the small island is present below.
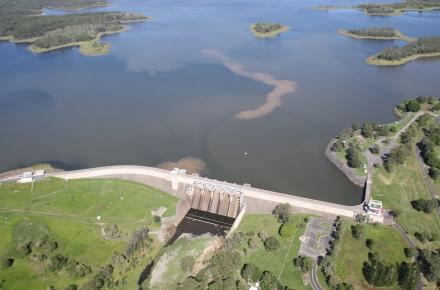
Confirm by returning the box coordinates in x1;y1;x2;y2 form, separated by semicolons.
338;27;415;42
250;22;289;38
0;0;149;56
366;36;440;66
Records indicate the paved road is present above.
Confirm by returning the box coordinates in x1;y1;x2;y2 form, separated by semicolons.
309;263;324;290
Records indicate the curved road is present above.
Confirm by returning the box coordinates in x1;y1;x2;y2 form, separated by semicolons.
309;264;324;290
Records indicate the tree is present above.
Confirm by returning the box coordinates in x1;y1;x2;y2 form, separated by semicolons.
429;167;440;180
398;262;418;290
346;146;363;168
273;203;291;223
241;263;261;282
293;256;313;273
180;256;195;274
419;249;440;284
260;271;281;290
352;122;361;131
362;258;397;286
405;100;421;112
351;224;363;240
362;122;376;138
264;236;280;252
411;199;438;213
366;239;375;250
332;139;344;152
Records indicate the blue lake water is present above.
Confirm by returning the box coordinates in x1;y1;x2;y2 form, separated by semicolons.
1;0;440;205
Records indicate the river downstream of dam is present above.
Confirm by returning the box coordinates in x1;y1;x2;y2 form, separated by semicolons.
1;0;440;205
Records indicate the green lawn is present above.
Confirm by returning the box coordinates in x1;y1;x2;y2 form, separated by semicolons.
236;214;310;290
335;222;410;290
372;146;440;249
0;177;178;289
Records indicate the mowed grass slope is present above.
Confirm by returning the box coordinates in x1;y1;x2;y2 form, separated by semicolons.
372;146;440;249
236;214;310;290
0;177;178;289
335;222;409;290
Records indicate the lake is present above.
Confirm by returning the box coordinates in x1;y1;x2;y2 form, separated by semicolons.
1;0;439;205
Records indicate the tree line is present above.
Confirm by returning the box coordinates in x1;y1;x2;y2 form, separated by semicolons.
377;37;440;61
347;27;397;37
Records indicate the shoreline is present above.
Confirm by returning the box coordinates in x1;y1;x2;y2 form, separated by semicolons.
250;24;289;38
324;139;366;188
28;27;128;55
366;52;440;66
338;29;415;42
315;5;440;16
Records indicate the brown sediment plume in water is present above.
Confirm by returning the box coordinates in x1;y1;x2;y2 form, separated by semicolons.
156;157;207;174
202;49;297;120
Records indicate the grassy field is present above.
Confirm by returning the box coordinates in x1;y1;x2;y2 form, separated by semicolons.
0;177;178;289
236;214;310;290
334;222;410;290
372;144;440;249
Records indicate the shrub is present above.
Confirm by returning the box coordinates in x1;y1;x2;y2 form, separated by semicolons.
403;247;415;258
351;224;363;240
258;231;268;242
241;263;261;282
16;241;32;256
366;239;375;250
47;254;68;272
1;257;14;269
153;215;161;223
247;237;258;249
332;139;344;152
264;236;280;252
279;221;297;238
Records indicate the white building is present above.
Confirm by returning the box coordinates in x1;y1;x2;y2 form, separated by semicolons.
366;200;384;223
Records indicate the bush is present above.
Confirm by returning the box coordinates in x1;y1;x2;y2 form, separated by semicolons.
153;215;161;223
351;224;363;240
389;209;400;217
47;254;68;272
1;257;14;269
16;241;32;256
366;239;375;250
369;145;380;154
264;236;280;252
258;231;268;242
279;221;297;238
429;167;440;180
241;263;261;282
332;139;344;152
247;237;258;249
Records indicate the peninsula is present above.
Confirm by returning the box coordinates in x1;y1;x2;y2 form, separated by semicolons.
250;22;289;38
0;0;148;56
338;27;415;42
366;36;440;66
316;0;440;16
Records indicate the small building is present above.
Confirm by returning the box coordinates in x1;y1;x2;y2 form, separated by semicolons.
366;200;384;223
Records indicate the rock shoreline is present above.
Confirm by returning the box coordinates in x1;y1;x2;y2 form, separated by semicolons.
325;138;366;187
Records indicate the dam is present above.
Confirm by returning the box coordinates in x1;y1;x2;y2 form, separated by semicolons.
48;165;363;225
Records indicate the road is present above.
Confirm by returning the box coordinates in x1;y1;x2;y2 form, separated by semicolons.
309;263;324;290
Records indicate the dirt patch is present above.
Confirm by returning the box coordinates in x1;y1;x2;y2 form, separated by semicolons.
202;49;297;120
191;236;223;275
377;173;392;185
149;248;178;288
156;157;206;174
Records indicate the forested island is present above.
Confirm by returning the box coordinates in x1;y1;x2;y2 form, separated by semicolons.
250;22;289;38
0;0;148;56
366;36;440;66
317;0;440;16
339;27;415;42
